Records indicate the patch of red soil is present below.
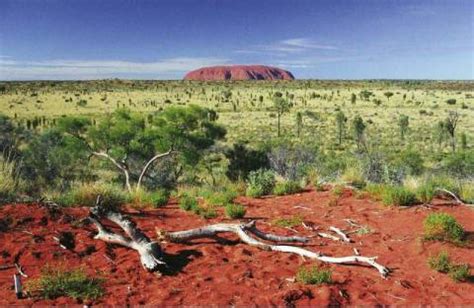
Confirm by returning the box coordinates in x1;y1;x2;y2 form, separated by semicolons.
183;65;295;81
0;190;473;305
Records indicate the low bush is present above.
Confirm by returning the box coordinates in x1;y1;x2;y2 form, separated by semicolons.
365;183;385;200
273;180;302;196
0;156;23;202
381;186;416;206
53;182;129;208
449;264;470;282
341;166;366;189
331;184;345;197
246;169;275;197
459;182;474;204
26;266;104;301
428;251;470;282
296;265;332;285
428;251;451;273
225;203;246;219
203;188;238;206
424;213;465;243
415;182;436;204
179;193;199;211
131;188;170;208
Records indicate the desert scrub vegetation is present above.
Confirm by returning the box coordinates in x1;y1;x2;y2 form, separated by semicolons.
273;180;302;196
224;203;246;219
381;186;417;206
423;213;465;244
296;265;332;285
48;182;130;208
246;169;275;197
178;192;217;219
130;188;170;208
26;266;104;301
428;251;470;282
0;155;23;203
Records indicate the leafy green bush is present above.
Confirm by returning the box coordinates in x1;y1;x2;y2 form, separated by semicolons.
365;183;385;200
424;213;465;243
54;182;130;208
26;266;104;301
131;188;170;208
442;151;474;179
415;182;436;204
203;188;238;206
273;180;302;196
225;203;246;219
246;169;275;197
428;251;451;273
179;193;199;211
381;186;416;206
449;264;470;282
296;265;332;285
428;251;470;282
0;156;23;202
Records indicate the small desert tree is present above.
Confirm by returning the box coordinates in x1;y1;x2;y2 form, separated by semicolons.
398;114;409;140
56;106;225;192
351;115;366;150
351;93;357;105
335;111;347;145
444;111;460;153
295;111;303;137
384;92;394;101
273;95;292;137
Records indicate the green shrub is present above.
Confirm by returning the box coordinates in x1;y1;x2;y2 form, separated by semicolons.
428;251;451;273
415;182;436;204
459;182;474;204
0;156;23;202
381;186;416;206
225;203;246;219
449;264;470;282
272;215;303;228
54;182;129;208
331;184;345;197
179;194;199;211
428;251;470;282
26;266;104;301
204;188;238;206
273;180;302;196
424;213;465;243
365;183;385;200
131;188;170;208
296;265;332;285
246;169;275;197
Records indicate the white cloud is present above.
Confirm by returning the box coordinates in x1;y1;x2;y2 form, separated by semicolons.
0;57;230;80
235;37;338;55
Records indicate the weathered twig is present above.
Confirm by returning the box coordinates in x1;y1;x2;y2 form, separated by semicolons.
435;188;462;204
329;226;352;243
318;232;340;241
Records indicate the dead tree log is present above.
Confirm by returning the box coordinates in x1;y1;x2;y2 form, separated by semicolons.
90;207;389;278
89;205;165;271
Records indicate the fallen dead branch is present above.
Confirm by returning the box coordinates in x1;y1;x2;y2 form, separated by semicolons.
89;202;390;278
329;226;352;243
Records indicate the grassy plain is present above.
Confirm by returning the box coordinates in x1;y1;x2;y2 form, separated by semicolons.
0;80;473;158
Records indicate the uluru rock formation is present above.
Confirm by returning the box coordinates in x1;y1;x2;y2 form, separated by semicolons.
184;65;295;81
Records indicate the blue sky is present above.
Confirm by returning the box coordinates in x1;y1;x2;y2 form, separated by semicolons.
0;0;472;80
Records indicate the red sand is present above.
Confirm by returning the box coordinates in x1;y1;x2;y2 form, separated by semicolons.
183;65;295;81
0;189;473;305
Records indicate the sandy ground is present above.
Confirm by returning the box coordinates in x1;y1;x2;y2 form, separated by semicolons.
0;188;473;305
